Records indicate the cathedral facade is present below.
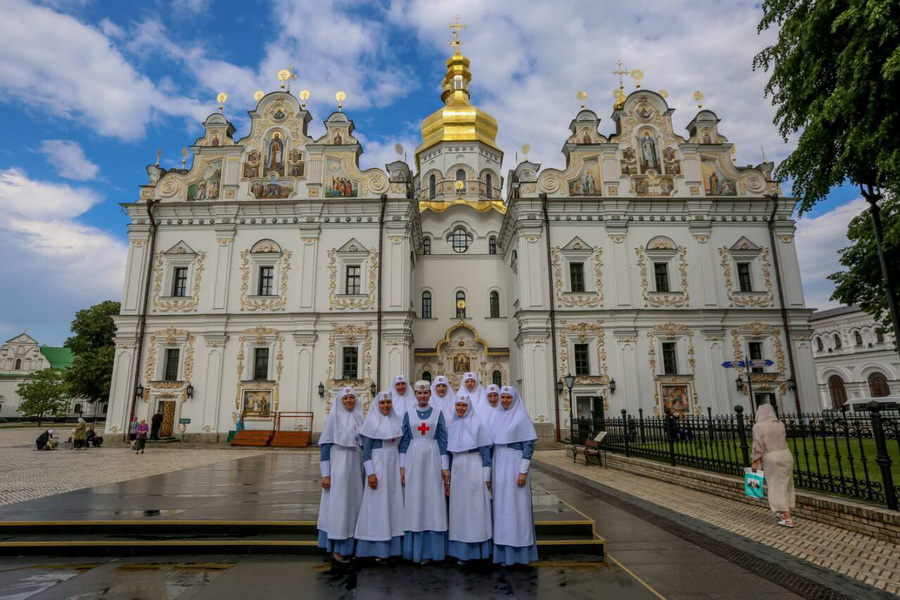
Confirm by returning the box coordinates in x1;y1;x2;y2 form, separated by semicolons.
104;44;819;444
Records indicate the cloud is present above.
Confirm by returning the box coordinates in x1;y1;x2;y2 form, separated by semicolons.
37;140;100;181
0;0;207;140
795;198;869;310
173;0;209;14
0;168;126;344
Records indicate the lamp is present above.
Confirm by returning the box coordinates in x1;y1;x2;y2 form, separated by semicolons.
564;374;575;391
556;381;564;396
370;382;377;397
318;382;325;398
609;378;617;394
135;384;144;398
735;376;744;392
787;378;796;392
186;383;194;399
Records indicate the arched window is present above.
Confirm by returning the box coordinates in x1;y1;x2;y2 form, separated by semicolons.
423;237;431;255
855;331;863;346
14;359;21;370
868;372;891;397
485;173;493;197
489;236;497;255
828;375;848;408
877;329;885;343
456;290;466;319
421;291;432;319
816;337;824;351
833;334;842;349
448;227;471;253
429;174;436;200
489;291;500;318
74;403;82;414
456;169;466;182
492;370;502;386
422;371;432;382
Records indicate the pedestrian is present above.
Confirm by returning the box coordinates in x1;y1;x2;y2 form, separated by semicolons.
751;403;796;528
431;375;457;423
390;375;415;413
128;416;138;441
490;385;539;566
133;419;149;454
72;417;88;450
317;386;365;563
86;427;103;448
399;379;449;564
458;372;487;416
355;391;404;562
446;393;493;564
35;429;54;451
478;384;501;433
150;411;163;440
627;415;637;443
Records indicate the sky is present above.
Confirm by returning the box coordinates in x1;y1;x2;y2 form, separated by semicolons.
0;0;868;345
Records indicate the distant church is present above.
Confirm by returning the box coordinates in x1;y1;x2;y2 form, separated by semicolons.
104;28;819;444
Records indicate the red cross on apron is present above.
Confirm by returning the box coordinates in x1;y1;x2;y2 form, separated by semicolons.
417;422;430;435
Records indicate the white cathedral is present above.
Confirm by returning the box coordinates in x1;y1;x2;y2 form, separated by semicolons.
104;39;820;445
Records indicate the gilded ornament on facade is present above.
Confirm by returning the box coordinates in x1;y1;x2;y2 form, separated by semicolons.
551;246;604;307
635;245;689;307
239;249;292;311
327;248;378;310
718;246;774;307
144;328;195;402
152;250;206;313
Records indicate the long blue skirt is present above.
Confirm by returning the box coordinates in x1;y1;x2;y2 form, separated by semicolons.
356;536;404;559
493;542;538;566
448;540;492;561
403;530;447;562
318;530;355;556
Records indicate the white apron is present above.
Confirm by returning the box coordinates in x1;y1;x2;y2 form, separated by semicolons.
448;451;492;543
404;408;447;533
492;445;534;547
355;439;404;541
317;444;364;540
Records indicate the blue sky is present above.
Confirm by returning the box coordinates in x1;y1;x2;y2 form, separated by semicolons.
0;0;867;345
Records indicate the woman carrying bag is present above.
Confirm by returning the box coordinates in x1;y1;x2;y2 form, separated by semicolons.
751;403;796;528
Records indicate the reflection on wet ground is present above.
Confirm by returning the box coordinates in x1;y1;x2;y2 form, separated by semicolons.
0;555;660;600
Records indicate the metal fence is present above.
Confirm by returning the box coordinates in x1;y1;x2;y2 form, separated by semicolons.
570;404;900;510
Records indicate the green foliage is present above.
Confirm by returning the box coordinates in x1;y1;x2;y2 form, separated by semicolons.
829;194;900;334
17;369;70;425
754;0;900;212
64;301;119;405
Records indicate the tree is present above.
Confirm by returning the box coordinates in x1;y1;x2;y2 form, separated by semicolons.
17;369;70;426
829;193;900;340
754;0;900;357
64;301;120;419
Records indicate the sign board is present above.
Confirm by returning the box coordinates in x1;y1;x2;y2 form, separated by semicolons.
593;431;608;443
179;418;191;424
746;359;774;368
722;359;774;368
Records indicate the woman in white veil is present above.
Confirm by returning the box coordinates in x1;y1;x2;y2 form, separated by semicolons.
431;375;457;423
390;374;415;412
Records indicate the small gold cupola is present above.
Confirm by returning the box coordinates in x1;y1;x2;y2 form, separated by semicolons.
415;17;502;168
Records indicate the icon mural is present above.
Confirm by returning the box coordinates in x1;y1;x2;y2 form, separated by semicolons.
568;157;601;196
638;129;661;173
187;162;221;201
701;158;737;196
265;132;285;176
325;157;358;197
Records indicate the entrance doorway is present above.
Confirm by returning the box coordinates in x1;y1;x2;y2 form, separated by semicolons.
158;400;176;437
754;392;778;417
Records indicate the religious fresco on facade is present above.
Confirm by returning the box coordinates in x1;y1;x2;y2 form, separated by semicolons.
620;147;638;175
187;162;221;201
250;174;294;199
662;384;690;415
325;157;358;197
662;147;682;176
264;131;285;176
453;354;471;373
632;173;675;196
242;389;272;418
568;157;601;196
242;151;261;179
288;149;305;178
638;129;661;173
702;158;737;196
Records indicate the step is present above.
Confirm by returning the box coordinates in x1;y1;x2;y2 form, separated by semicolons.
271;432;311;448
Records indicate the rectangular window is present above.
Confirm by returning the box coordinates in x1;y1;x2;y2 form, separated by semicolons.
737;262;753;292
258;266;274;296
342;347;359;380
574;343;590;376
422;294;432;319
163;348;180;382
569;262;585;293
654;263;670;293
172;267;188;297
748;341;764;374
253;347;269;381
345;265;361;295
662;342;677;375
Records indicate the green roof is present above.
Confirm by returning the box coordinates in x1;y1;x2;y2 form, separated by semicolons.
40;346;75;370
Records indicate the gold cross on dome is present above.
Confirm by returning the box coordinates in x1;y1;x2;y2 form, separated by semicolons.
448;15;467;53
612;59;628;89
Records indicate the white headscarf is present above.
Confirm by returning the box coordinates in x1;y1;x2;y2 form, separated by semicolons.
431;375;457;422
319;386;364;448
448;394;492;453
490;385;537;445
390;375;415;412
477;384;501;431
458;372;487;414
359;390;403;440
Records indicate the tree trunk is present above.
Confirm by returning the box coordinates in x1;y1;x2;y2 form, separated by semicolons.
37;412;43;427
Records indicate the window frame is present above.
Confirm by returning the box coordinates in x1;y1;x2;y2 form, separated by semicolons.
423;237;431;255
748;341;764;373
736;262;753;292
456;290;466;319
488;236;497;255
258;265;275;296
429;174;436;200
342;346;359;380
172;266;189;297
573;343;591;376
489;290;500;318
661;342;678;375
253;347;270;381
654;262;670;293
345;264;362;295
569;261;586;293
421;291;432;319
448;227;472;253
163;348;180;382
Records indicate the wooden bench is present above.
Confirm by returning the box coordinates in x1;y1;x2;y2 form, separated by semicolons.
571;439;602;466
230;430;272;447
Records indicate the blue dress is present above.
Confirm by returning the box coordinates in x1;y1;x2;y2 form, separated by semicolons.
447;445;493;561
492;439;539;565
354;435;404;559
316;442;358;556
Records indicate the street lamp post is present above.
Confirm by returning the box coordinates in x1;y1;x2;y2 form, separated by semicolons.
564;374;575;442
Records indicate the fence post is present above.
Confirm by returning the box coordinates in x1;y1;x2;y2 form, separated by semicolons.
735;405;750;467
622;409;630;457
638;407;646;444
867;401;898;510
664;408;676;466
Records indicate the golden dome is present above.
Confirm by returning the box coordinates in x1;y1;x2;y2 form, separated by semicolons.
415;48;502;167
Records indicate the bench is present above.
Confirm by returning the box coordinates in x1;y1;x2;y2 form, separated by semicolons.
571;439;602;466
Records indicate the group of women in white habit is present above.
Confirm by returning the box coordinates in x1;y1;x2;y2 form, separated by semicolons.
317;372;539;566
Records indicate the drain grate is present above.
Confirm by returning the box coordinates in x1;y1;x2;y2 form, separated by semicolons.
535;464;878;600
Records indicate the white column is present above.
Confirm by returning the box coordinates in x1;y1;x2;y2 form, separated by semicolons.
212;235;234;311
